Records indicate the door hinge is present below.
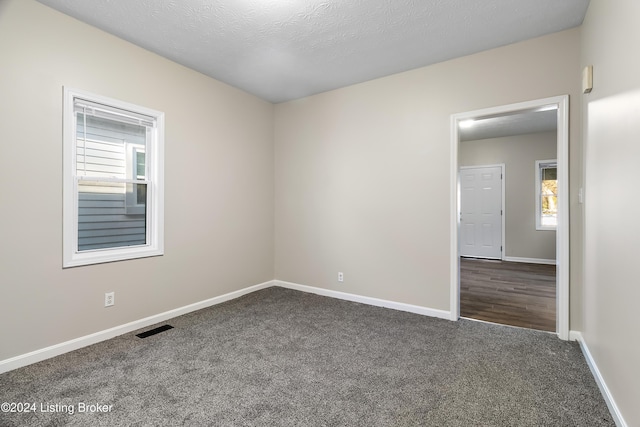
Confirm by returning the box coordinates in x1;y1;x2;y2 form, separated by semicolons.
500;246;503;252
501;210;503;215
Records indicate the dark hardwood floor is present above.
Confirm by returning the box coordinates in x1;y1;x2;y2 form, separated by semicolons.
460;257;556;332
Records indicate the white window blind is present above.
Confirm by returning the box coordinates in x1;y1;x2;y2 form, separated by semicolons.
74;98;156;128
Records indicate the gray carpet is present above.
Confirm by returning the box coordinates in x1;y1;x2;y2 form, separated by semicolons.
1;287;613;426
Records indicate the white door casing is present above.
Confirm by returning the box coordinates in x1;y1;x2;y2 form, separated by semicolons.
459;165;504;259
450;95;569;340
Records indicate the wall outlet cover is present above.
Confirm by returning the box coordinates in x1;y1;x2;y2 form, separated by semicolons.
105;292;115;307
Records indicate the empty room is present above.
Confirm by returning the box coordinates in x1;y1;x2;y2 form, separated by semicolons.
0;0;637;425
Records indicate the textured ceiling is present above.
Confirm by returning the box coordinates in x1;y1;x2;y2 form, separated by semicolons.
36;0;590;103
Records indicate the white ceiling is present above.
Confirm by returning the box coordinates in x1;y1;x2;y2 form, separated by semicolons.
36;0;590;103
459;109;558;142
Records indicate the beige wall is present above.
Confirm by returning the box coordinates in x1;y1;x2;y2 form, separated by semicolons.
460;132;557;261
4;5;636;423
0;0;274;360
0;0;593;379
581;0;640;424
275;29;582;317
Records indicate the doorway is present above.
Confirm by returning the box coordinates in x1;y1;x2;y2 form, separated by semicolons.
450;96;569;340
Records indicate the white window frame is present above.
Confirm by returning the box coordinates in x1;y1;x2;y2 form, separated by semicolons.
535;159;557;231
63;87;164;268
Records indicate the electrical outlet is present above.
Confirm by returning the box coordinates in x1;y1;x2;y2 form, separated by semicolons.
105;292;115;307
338;272;344;282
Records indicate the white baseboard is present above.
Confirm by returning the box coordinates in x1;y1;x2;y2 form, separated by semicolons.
0;280;275;374
5;281;625;424
4;279;625;425
275;280;452;320
568;330;582;342
503;256;556;265
1;279;450;374
573;331;627;427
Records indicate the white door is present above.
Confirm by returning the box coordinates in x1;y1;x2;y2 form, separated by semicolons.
460;166;503;259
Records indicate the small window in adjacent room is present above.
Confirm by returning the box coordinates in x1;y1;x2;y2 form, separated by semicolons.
535;160;558;230
63;88;164;268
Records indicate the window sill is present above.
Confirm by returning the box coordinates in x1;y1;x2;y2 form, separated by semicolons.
63;246;163;268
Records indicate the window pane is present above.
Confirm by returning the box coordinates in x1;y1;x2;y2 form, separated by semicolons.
136;183;147;205
541;214;557;227
78;181;146;251
136;152;146;178
541;179;557;197
76;113;146;177
541;193;557;227
542;166;557;181
537;161;558;229
542;195;557;215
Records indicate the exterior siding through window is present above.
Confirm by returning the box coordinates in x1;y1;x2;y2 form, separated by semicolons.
76;115;146;251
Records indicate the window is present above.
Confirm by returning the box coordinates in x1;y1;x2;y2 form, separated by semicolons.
535;160;557;230
63;88;164;267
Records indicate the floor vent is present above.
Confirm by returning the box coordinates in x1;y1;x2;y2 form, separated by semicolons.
136;324;174;339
